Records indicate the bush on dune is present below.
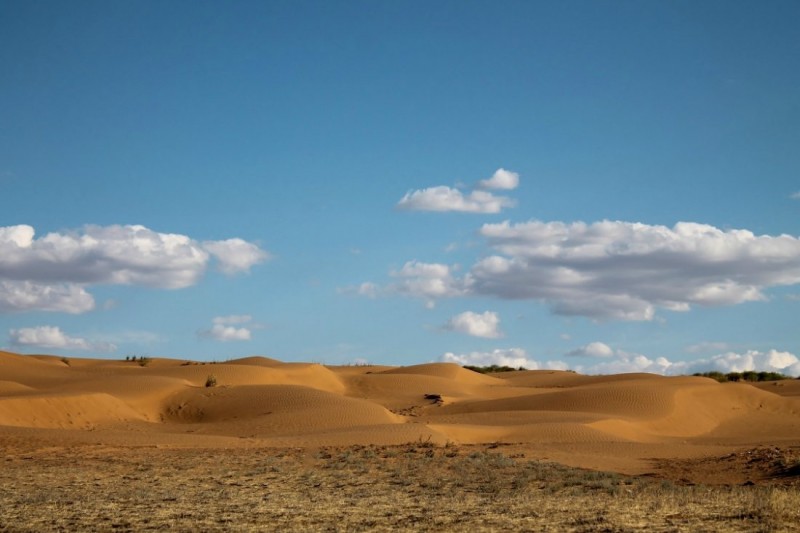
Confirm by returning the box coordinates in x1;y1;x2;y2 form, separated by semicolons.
693;371;791;383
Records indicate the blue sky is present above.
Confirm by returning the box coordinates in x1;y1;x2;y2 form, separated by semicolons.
2;0;799;374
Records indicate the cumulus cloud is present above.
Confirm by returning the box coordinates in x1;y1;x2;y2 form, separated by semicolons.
577;351;674;375
9;326;116;353
0;224;269;314
470;220;800;321
354;217;800;320
678;350;800;376
355;282;379;298
384;261;469;307
202;239;269;275
443;311;502;338
575;348;800;377
0;281;95;314
198;315;254;342
397;186;515;213
340;262;468;307
441;344;800;377
204;325;251;342
479;168;519;190
336;282;380;298
441;348;567;370
566;341;614;358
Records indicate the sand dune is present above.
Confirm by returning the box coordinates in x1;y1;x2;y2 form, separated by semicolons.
378;362;505;385
162;384;401;433
1;350;799;473
0;392;146;429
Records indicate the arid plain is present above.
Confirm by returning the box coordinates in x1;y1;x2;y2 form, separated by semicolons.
2;350;799;531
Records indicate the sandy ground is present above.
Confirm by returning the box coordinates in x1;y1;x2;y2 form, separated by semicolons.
2;350;799;477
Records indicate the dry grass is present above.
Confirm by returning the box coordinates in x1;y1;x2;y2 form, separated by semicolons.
1;443;799;532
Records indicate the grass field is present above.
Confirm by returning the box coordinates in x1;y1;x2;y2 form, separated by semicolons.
2;442;799;532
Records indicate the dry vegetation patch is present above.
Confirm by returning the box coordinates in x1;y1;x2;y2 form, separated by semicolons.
1;442;799;532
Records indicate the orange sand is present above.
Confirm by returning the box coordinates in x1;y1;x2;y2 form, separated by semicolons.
1;350;799;474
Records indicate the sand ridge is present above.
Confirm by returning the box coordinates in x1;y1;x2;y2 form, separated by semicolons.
1;350;799;474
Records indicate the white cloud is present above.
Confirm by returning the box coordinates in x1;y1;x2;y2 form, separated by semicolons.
356;282;379;298
355;218;800;320
199;315;254;342
678;350;800;376
479;168;519;190
441;348;567;370
470;219;800;321
0;281;95;314
791;191;800;200
575;348;800;377
440;343;800;377
397;186;515;213
202;239;270;275
386;261;469;307
566;341;614;358
336;282;379;298
0;224;269;314
443;311;502;338
0;225;34;247
577;351;674;375
204;325;251;342
9;326;116;353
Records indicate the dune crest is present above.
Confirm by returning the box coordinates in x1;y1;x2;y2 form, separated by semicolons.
378;362;504;385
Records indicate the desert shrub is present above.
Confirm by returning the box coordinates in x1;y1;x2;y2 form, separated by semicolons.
693;371;728;382
693;371;789;383
138;357;152;367
464;365;526;374
205;374;217;388
754;371;790;381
